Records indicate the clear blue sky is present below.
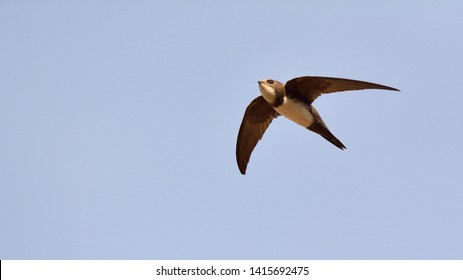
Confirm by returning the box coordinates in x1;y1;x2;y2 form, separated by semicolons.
1;1;462;259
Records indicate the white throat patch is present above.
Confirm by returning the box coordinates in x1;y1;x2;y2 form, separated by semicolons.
259;83;276;104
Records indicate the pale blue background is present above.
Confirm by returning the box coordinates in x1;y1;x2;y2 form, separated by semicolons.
1;1;462;259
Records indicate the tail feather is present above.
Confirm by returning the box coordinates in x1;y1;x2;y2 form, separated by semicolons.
320;129;346;150
308;123;346;150
307;105;346;150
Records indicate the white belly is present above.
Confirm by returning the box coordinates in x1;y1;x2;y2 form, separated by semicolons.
275;97;313;127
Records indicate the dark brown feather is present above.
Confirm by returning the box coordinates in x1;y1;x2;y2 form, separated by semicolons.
285;76;399;105
236;96;279;175
307;106;346;150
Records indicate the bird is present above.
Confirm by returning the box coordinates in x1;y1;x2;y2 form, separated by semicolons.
236;76;399;175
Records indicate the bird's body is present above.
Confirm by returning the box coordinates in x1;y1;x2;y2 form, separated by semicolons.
236;76;399;175
272;96;314;127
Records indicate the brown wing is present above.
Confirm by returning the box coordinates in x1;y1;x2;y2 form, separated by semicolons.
285;76;399;104
236;96;279;175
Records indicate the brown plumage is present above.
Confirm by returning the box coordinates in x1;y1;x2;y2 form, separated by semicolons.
236;76;399;175
236;96;279;175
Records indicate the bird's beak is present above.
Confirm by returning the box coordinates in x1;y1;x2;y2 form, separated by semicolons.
257;81;262;84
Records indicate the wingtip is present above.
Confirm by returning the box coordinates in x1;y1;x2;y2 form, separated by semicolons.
383;85;400;92
378;85;400;92
237;163;247;175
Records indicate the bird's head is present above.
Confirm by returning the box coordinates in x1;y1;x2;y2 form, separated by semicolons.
258;79;284;104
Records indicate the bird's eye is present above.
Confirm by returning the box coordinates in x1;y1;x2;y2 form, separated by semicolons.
267;79;274;84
